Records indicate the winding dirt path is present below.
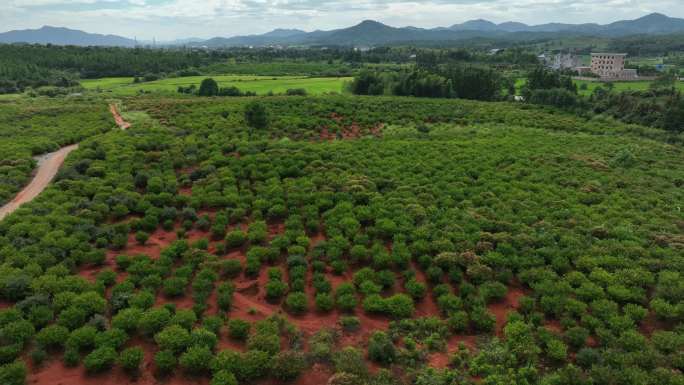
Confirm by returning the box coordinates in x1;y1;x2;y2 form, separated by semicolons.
0;103;129;222
109;103;130;129
0;144;78;221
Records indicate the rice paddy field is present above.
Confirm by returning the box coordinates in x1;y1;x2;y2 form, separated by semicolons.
81;75;352;96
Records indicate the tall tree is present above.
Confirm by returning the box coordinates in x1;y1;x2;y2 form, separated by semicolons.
198;78;219;97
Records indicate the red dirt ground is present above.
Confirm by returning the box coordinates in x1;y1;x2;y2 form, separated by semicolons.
544;319;563;334
110;103;131;130
66;211;530;385
488;286;526;336
411;262;440;317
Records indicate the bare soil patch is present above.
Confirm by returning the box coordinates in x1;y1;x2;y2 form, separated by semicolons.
110;103;131;130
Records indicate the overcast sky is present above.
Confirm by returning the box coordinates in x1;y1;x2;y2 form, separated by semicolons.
3;0;684;40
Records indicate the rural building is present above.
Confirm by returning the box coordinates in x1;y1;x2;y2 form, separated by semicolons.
552;53;581;70
539;53;581;71
589;53;638;80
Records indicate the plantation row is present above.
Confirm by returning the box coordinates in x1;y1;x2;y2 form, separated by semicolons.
0;98;113;205
0;96;682;384
128;94;672;143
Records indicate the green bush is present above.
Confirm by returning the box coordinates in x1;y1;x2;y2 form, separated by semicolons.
155;325;191;353
315;293;335;312
66;325;98;351
471;306;496;333
384;294;415;319
138;307;171;336
154;349;177;375
479;281;508;303
225;230;247;248
405;278;427;300
227;319;251;340
170;309;197;330
94;328;128;349
211;350;240;373
336;293;358;312
119;347;144;374
270;351;307;381
265;280;288;301
179;345;213;374
135;231;150;245
35;325;69;349
162;277;188;297
368;331;396;365
2;320;35;347
111;308;143;332
285;292;308;314
448;311;470;333
211;370;238;385
0;361;26;385
247;331;280;355
30;347;47;367
333;347;368;377
84;346;117;373
339;316;361;332
191;328;218;350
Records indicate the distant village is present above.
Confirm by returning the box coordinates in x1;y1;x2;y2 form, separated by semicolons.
537;52;641;81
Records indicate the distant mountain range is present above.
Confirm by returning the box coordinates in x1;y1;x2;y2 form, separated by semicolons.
2;13;684;48
0;26;137;47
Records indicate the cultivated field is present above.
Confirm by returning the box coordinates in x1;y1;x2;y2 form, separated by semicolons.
0;94;682;385
574;79;684;95
81;75;351;96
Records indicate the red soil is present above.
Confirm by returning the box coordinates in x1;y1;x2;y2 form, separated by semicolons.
411;263;440;317
110;104;131;130
428;351;451;369
120;228;178;260
447;334;478;351
488;286;526;336
341;123;361;139
639;311;668;337
319;127;335;141
544;319;563;334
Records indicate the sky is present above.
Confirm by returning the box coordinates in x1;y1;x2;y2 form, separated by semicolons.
3;0;684;40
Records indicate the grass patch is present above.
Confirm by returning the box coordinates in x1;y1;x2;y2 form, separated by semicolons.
82;75;351;96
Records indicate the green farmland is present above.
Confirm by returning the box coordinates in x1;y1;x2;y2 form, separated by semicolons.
81;75;352;96
574;79;684;96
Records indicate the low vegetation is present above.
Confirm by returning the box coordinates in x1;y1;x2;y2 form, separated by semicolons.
0;93;681;385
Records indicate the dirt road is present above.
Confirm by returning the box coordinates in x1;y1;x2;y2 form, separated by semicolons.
109;103;130;129
0;144;78;221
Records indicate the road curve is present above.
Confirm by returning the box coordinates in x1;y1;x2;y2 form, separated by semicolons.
0;144;79;221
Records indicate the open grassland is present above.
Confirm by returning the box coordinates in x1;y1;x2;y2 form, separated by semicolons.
0;95;681;385
81;75;351;96
515;78;684;96
574;79;684;96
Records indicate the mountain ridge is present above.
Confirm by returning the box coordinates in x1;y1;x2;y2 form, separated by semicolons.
1;13;683;47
